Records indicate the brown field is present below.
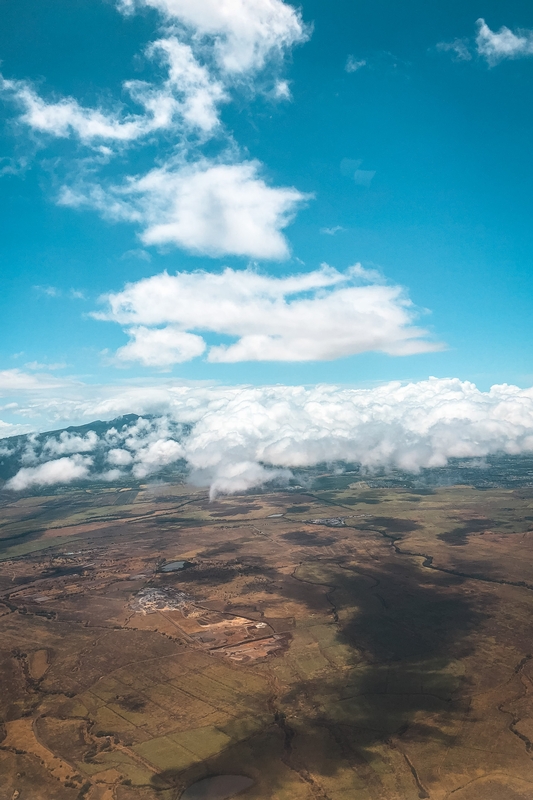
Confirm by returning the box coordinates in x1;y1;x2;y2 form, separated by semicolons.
1;479;533;799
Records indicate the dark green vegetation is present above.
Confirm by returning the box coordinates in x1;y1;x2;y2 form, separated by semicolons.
1;474;533;799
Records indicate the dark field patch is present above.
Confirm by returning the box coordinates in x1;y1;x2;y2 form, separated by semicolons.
281;531;335;547
41;564;94;578
209;506;259;517
200;542;242;557
115;693;146;712
364;516;421;533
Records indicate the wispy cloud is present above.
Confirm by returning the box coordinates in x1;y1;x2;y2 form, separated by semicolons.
121;249;152;262
0;37;228;143
33;284;60;297
320;225;345;236
33;286;85;300
353;169;375;187
436;38;472;62
24;362;68;371
345;56;366;73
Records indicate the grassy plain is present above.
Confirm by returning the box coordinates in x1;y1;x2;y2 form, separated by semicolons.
1;477;533;799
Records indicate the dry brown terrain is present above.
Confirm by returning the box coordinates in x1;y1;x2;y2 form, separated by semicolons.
1;479;533;799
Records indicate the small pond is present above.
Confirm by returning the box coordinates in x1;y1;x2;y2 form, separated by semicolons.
180;775;254;800
159;560;193;573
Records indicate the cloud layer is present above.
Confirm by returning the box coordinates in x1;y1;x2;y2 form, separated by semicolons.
3;377;533;497
93;264;442;366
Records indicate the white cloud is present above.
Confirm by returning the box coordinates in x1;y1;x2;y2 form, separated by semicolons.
43;431;99;456
1;0;310;261
62;160;307;259
25;362;68;371
1;77;161;143
34;285;61;297
203;461;291;499
100;468;124;482
117;0;309;74
6;455;92;491
273;79;291;99
140;37;227;132
107;448;134;466
132;438;184;477
1;38;226;144
320;225;345;235
0;369;67;392
95;264;441;364
121;248;152;262
5;378;533;495
179;379;533;493
115;326;206;367
0;420;32;438
345;56;366;73
436;38;472;62
476;19;533;65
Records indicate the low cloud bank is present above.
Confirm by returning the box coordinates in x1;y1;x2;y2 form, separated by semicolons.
4;378;533;496
6;455;92;491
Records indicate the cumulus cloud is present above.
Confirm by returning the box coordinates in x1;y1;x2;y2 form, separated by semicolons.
5;378;533;496
117;0;309;74
132;438;184;477
94;264;441;364
43;431;99;456
107;448;134;466
6;455;92;491
62;161;307;259
115;326;206;367
476;18;533;65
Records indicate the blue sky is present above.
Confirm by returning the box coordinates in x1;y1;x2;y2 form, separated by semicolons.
2;0;533;403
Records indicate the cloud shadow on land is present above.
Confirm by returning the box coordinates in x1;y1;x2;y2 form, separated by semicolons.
150;526;492;797
437;517;496;546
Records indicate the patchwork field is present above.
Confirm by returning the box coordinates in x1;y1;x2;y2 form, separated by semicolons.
1;477;533;799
